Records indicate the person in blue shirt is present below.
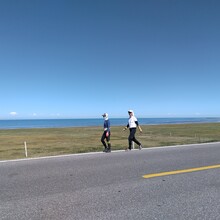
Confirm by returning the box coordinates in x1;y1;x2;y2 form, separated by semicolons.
101;113;111;153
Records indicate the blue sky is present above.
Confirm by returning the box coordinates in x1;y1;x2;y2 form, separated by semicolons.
0;0;219;119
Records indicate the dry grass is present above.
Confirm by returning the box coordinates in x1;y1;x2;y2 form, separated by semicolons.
1;123;220;160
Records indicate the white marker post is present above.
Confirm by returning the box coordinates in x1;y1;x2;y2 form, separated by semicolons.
24;141;28;157
132;141;134;149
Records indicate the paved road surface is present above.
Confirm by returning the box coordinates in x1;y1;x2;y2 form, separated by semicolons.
1;143;220;220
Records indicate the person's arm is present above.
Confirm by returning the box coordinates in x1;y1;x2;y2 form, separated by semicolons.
138;125;142;133
107;120;110;132
135;121;142;133
106;120;110;136
104;120;109;131
123;124;129;131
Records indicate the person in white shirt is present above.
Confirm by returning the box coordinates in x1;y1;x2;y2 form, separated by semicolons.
123;110;142;150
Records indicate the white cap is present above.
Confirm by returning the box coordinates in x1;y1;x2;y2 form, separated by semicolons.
128;110;134;114
102;113;108;117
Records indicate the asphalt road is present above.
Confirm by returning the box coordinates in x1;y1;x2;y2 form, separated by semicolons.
1;143;220;220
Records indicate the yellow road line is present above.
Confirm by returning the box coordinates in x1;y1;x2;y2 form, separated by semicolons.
142;164;220;179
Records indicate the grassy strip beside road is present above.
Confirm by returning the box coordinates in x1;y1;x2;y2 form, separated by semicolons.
0;123;220;160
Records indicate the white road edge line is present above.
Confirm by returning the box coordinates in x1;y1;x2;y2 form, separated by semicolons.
1;141;220;163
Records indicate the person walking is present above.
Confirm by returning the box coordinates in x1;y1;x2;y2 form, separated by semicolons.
101;113;111;153
123;110;142;150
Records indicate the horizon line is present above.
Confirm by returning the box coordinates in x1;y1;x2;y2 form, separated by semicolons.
1;116;220;120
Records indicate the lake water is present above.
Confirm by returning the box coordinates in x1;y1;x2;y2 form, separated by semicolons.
0;117;219;129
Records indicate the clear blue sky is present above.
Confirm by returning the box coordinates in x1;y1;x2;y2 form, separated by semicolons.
0;0;219;119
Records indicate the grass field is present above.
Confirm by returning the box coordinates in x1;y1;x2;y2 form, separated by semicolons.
1;123;220;160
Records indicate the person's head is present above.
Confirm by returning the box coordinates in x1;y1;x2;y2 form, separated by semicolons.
128;110;134;117
102;113;108;120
